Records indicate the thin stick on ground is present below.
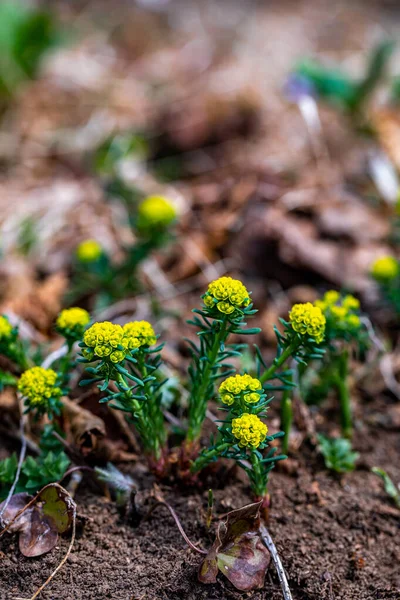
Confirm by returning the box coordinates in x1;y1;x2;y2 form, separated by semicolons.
147;501;207;555
260;524;293;600
0;483;77;600
29;504;76;600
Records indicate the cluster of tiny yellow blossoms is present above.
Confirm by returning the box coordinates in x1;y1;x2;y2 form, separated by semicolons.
56;308;90;334
289;302;326;344
76;239;102;262
83;320;156;363
18;367;61;407
315;291;361;330
219;374;262;406
203;277;250;315
0;315;13;341
122;321;157;348
138;195;176;228
231;413;268;448
83;322;127;363
370;256;399;281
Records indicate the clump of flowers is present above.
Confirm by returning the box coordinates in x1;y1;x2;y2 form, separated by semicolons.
56;307;90;343
192;372;285;514
18;367;62;417
289;302;326;344
315;291;362;341
185;276;259;447
370;256;399;281
70;194;178;309
219;374;262;406
202;277;250;316
297;290;369;439
254;301;328;456
122;321;157;347
76;239;102;263
83;322;127;363
79;320;165;472
370;256;400;315
232;413;268;448
137;195;177;230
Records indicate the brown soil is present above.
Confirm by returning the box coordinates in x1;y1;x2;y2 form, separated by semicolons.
1;413;399;600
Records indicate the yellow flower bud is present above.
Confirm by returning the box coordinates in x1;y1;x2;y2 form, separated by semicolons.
371;256;399;281
76;239;102;262
289;303;325;344
203;277;250;316
231;413;268;448
18;367;61;408
138;195;176;228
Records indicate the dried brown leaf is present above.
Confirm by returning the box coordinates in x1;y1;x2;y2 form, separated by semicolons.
62;397;105;455
19;508;58;557
199;501;270;591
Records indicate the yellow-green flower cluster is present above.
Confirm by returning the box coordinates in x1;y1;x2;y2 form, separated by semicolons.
76;239;102;263
203;276;250;315
370;256;399;281
83;322;127;363
0;315;13;341
314;291;361;331
83;320;156;363
219;374;262;406
56;307;90;338
122;321;157;348
232;413;268;448
138;195;176;228
289;302;326;344
18;367;61;408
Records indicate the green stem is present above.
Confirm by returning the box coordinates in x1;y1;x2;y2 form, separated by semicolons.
191;442;230;473
187;318;229;443
280;375;293;455
259;341;298;384
334;350;352;439
137;352;165;461
115;371;151;450
250;450;266;498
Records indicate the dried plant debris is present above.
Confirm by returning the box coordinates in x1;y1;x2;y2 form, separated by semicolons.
198;501;270;591
0;483;74;557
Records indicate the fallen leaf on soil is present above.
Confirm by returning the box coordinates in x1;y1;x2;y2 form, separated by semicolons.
198;500;270;591
62;396;105;455
19;508;58;557
0;485;74;557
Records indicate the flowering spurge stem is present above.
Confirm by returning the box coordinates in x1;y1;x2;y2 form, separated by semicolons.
256;303;326;449
333;350;352;439
312;291;370;438
79;320;167;471
186;277;259;447
280;375;293;455
259;302;326;388
370;256;400;314
192;374;286;517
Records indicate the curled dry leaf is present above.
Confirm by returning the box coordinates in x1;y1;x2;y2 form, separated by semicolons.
0;492;32;533
198;500;270;591
19;509;58;558
62;396;105;455
0;484;74;558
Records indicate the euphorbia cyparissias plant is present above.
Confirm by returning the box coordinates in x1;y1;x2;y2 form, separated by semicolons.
79;320;167;474
184;276;260;457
